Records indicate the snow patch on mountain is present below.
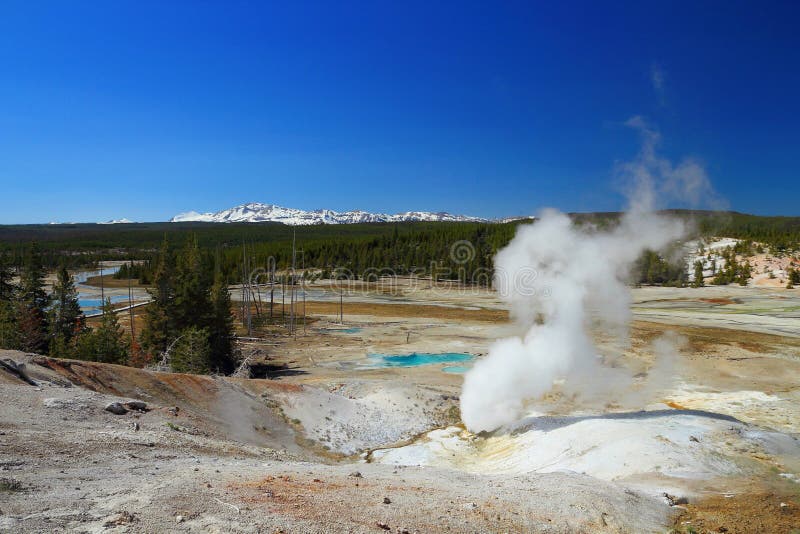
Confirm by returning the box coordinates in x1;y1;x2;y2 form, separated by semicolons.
98;218;136;225
170;202;494;225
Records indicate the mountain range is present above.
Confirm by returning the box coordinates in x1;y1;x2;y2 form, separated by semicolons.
169;202;508;225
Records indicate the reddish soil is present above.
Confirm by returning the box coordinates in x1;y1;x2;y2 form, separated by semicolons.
699;298;737;305
673;492;800;534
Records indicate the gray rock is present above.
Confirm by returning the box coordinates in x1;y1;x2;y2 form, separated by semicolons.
124;400;148;412
105;402;128;415
0;516;19;530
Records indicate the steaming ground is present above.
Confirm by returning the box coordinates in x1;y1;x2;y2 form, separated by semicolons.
2;280;800;532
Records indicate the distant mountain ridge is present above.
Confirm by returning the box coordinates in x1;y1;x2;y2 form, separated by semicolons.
170;202;508;225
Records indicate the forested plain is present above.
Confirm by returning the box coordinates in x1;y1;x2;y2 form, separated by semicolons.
0;210;797;287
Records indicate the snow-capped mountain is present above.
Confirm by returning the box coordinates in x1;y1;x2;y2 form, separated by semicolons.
49;218;136;224
495;215;536;224
170;203;490;225
98;218;135;225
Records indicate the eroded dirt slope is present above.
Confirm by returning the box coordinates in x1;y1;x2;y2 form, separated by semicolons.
0;350;676;533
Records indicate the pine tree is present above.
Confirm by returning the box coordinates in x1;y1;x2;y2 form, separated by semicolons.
170;326;211;374
738;261;752;286
0;253;15;301
19;243;49;310
692;260;704;288
208;253;236;373
787;267;800;289
173;235;210;329
96;299;129;364
0;300;18;350
0;254;18;350
49;265;85;355
74;299;129;364
17;243;49;353
141;236;175;357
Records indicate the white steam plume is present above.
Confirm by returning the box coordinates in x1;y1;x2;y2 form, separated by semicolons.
460;117;711;433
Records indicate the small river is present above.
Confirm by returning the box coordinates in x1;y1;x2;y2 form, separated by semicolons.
71;264;149;317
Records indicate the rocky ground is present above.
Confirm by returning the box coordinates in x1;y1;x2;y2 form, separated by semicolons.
2;282;799;533
0;352;674;533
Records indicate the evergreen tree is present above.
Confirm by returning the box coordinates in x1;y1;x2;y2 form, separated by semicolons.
0;254;18;350
692;260;704;288
208;253;236;373
140;236;227;373
0;253;15;301
173;235;210;329
0;300;18;350
141;236;175;357
74;299;129;364
787;267;800;289
17;244;49;353
19;243;49;310
634;249;686;286
738;261;752;286
711;248;737;285
49;265;85;354
94;299;129;364
170;326;211;374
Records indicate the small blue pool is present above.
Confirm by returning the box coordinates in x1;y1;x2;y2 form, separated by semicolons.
365;352;474;369
441;365;472;374
320;327;363;334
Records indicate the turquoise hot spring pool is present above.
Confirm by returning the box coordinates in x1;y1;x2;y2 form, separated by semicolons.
364;352;475;372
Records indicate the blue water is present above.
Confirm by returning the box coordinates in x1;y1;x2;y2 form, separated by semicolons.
79;295;133;316
79;296;130;308
73;265;121;284
72;265;145;316
320;327;362;334
365;352;474;369
441;365;472;374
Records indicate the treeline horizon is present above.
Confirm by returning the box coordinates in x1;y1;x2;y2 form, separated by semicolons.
0;210;797;288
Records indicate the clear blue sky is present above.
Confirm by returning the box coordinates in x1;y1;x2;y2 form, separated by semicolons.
0;1;798;223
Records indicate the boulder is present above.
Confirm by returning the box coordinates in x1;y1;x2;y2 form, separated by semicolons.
124;400;148;412
105;402;128;415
